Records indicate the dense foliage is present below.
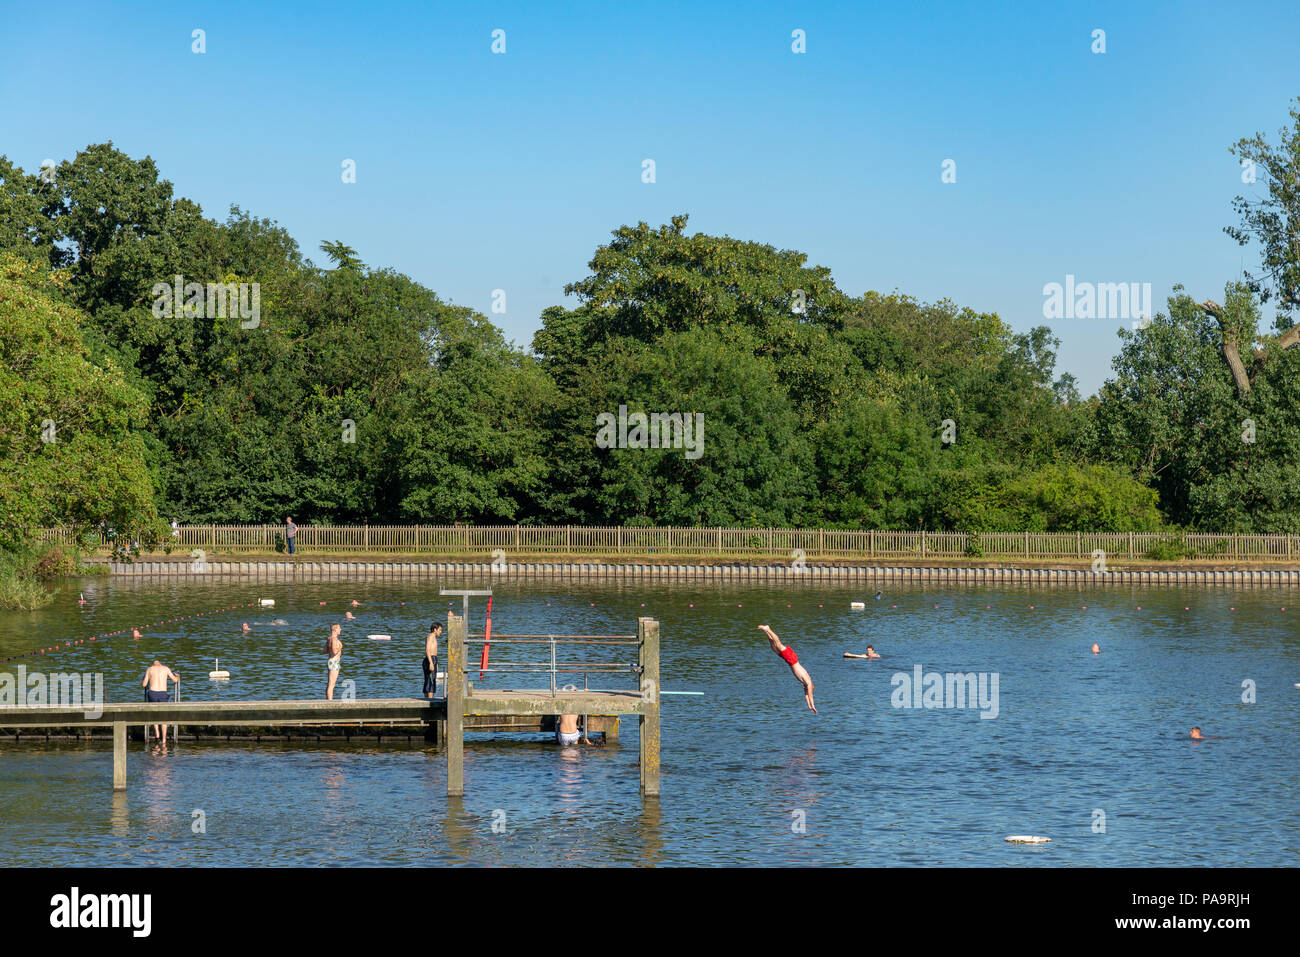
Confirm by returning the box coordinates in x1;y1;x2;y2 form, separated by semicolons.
2;99;1299;536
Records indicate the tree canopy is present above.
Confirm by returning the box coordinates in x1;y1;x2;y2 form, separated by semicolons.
4;101;1300;535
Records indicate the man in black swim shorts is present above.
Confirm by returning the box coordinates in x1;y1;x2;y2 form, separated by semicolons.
423;622;442;698
141;659;180;743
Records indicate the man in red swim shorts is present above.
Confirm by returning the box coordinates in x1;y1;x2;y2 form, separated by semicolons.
759;624;816;713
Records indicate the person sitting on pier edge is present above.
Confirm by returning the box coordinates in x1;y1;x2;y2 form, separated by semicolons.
423;622;442;699
141;659;180;744
325;623;343;699
759;625;817;713
556;714;591;746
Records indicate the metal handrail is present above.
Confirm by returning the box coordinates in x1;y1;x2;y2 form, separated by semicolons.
462;633;641;697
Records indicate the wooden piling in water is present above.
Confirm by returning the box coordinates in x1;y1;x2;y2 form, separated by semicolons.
639;616;661;797
446;611;466;797
112;721;126;790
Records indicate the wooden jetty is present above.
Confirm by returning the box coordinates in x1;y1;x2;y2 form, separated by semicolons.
0;616;662;796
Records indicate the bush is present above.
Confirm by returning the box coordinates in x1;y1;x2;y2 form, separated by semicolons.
33;545;76;580
0;547;53;610
1144;533;1193;561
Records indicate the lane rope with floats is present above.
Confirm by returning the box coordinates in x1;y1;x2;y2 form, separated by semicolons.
0;601;262;664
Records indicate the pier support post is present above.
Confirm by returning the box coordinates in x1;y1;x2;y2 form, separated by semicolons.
638;617;661;796
112;722;126;790
447;612;465;796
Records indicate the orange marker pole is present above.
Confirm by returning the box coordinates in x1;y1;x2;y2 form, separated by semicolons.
479;595;493;679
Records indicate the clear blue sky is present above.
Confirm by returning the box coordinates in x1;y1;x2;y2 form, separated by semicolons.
2;0;1297;394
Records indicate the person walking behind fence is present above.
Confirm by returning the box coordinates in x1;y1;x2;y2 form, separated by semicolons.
423;622;442;699
325;623;343;699
758;625;817;713
285;516;297;555
141;660;180;744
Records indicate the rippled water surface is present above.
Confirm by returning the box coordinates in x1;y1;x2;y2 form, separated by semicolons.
1;576;1297;865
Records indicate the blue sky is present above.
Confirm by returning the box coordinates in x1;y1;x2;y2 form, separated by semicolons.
2;0;1297;394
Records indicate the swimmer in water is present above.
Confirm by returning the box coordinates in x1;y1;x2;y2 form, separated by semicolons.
324;623;343;699
1091;643;1100;654
350;600;360;607
759;624;816;713
345;611;356;620
1189;726;1213;741
556;713;592;746
844;644;881;660
242;622;250;633
269;618;288;625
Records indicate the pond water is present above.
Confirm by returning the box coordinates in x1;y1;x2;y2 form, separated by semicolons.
1;576;1296;866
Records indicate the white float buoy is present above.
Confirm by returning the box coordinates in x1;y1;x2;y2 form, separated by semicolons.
208;658;230;680
850;601;866;610
367;634;391;641
1004;835;1051;844
259;598;275;606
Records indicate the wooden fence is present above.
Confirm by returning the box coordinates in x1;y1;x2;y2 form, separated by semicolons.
35;525;1300;561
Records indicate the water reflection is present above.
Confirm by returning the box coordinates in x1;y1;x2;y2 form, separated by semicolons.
109;790;130;837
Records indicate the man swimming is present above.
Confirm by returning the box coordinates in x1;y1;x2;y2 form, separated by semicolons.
759;624;817;713
423;622;442;699
141;660;180;744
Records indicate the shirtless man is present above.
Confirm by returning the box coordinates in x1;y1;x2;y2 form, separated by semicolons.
556;714;591;746
325;623;343;699
141;660;180;744
759;625;816;713
423;622;442;699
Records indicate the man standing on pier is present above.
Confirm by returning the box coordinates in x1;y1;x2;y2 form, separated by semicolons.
423;622;442;698
758;625;817;713
141;660;180;744
285;516;297;555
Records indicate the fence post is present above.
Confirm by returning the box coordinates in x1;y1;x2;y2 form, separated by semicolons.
1076;531;1081;557
638;617;661;797
446;612;465;796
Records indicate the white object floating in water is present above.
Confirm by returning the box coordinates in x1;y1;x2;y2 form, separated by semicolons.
208;658;230;680
259;598;275;606
367;634;391;641
1005;835;1051;844
850;601;866;610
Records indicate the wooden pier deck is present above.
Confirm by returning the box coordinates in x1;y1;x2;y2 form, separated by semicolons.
0;616;662;796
